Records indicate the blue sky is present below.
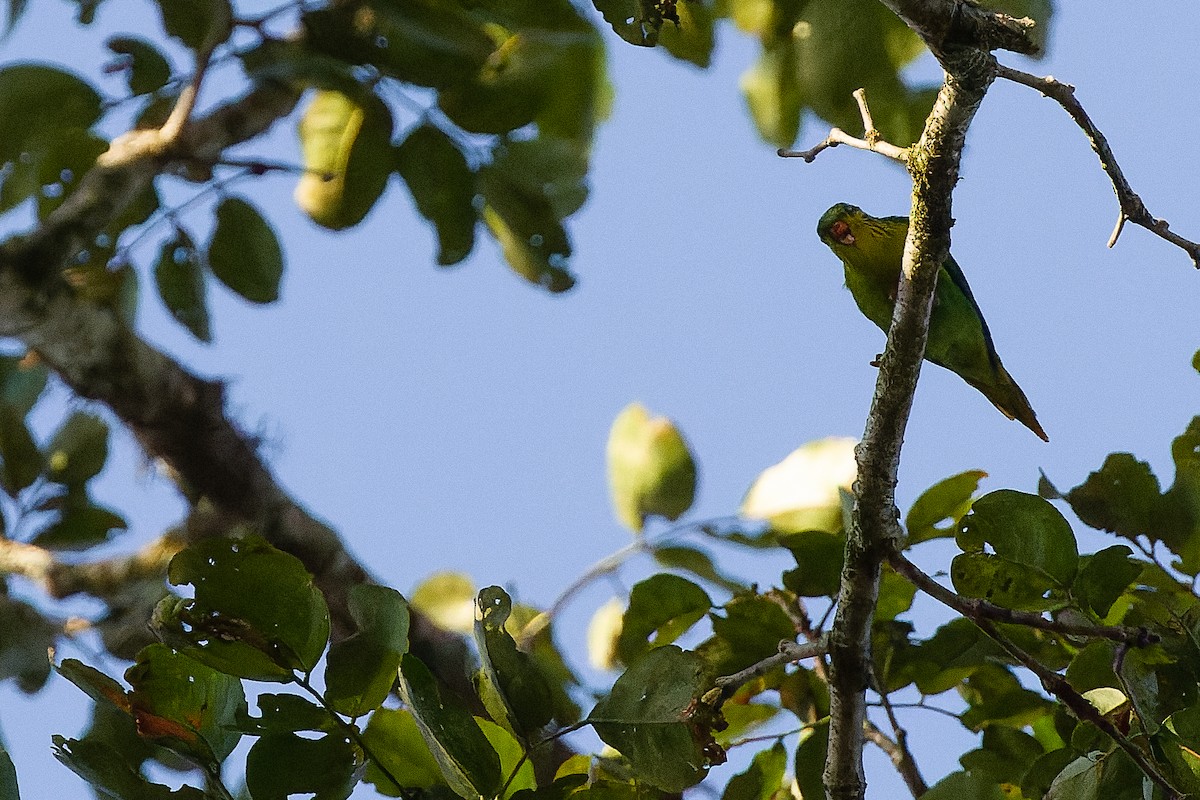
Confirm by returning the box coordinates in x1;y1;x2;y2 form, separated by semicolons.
2;2;1198;796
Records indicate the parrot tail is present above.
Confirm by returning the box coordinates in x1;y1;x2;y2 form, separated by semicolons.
968;365;1049;442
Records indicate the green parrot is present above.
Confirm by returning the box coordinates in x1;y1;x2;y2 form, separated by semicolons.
816;203;1047;441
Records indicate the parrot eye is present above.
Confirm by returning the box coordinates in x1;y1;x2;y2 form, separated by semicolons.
830;220;855;245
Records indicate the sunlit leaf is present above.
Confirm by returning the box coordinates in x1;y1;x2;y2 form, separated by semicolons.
397;653;501;799
411;572;476;634
207;196;284;304
362;708;447;795
587;598;625;672
474;587;554;737
906;470;987;545
477;718;536;798
606;402;697;532
741;437;856;535
295;89;394;231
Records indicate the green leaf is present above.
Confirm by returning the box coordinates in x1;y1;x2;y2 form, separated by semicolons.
1161;705;1200;794
52;737;206;800
238;39;361;95
951;552;1060;612
592;0;667;46
245;732;357;800
124;644;246;763
410;572;476;634
919;771;1005;800
294;89;394;231
477;718;536;798
46;411;108;485
154;228;211;342
154;0;232;52
706;593;796;675
589;646;714;792
481;136;586;293
0;355;47;415
30;488;126;550
363;708;447;795
397;653;502;799
606;403;698;532
474;586;554;737
740;40;803;149
894;618;1004;694
960;665;1053;730
741;437;856;535
792;720;829;800
0;742;16;800
651;544;745;593
0;405;41;496
207;196;284;304
906;470;987;545
721;741;786;800
0;597;55;692
302;3;492;91
394;124;477;266
658;1;715;68
1074;545;1141;618
0;64;101;167
57;658;130;711
958;726;1044;786
240;693;335;734
106;36;172;95
778;530;844;597
616;574;711;665
1065;453;1163;540
157;535;330;680
875;565;917;621
324;584;409;718
960;490;1078;585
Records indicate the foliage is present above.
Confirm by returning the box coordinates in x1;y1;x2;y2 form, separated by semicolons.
9;2;1200;800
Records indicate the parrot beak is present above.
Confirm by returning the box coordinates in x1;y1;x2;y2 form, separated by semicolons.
830;220;855;245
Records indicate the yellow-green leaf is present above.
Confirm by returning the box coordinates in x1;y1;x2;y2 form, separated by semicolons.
606;402;698;533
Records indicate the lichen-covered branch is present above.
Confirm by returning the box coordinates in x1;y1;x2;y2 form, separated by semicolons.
997;65;1200;267
876;0;1038;57
890;552;1158;646
823;40;1005;800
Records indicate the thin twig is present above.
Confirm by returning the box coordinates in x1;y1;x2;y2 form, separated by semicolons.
997;65;1200;268
779;89;909;164
869;700;962;722
862;720;927;799
890;552;1158;646
712;638;828;703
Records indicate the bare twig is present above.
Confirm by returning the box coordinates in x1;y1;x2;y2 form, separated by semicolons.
780;88;909;164
890;552;1159;646
712;638;828;703
997;65;1200;268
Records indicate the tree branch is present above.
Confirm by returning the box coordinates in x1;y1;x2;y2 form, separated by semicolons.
779;88;909;164
862;719;927;799
712;638;828;703
823;44;997;800
996;65;1200;267
875;0;1038;57
890;552;1159;646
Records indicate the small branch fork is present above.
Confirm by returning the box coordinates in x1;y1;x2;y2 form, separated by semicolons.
712;638;828;703
779;89;909;164
997;65;1200;268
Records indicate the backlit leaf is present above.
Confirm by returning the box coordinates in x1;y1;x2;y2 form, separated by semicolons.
616;574;711;664
607;402;697;533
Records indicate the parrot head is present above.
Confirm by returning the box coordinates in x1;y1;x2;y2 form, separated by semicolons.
816;203;866;251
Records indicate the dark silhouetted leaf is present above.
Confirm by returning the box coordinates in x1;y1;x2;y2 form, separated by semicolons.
30;488;126;551
245;732;357;800
0;405;40;496
779;530;844;597
792;721;828;800
394;124;477;266
0;597;55;692
154;228;211;342
324;584;409;718
919;771;1005;800
589;646;713;792
0;742;16;800
154;0;231;52
106;36;172;95
0;64;101;168
652;544;745;593
240;693;335;734
706;593;796;675
1074;545;1140;618
52;737;206;800
156;535;330;680
207;196;283;304
616;574;711;664
0;355;47;415
46;411;108;485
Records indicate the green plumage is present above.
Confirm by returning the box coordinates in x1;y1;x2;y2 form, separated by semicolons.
816;203;1047;441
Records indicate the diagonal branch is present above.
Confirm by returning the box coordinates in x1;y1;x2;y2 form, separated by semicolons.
997;65;1200;267
876;0;1038;57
